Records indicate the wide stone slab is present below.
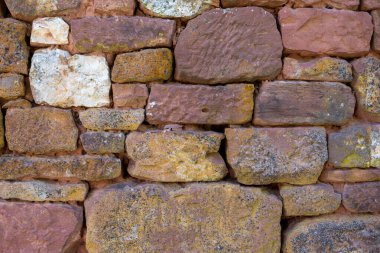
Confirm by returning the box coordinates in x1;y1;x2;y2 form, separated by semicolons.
283;215;380;253
146;83;254;125
174;7;282;84
0;155;121;181
30;49;111;108
94;0;135;16
320;168;380;183
5;107;78;154
85;182;282;253
343;182;380;213
71;16;176;53
222;0;287;8
289;0;359;9
0;73;25;100
279;8;373;57
253;81;355;126
126;131;227;182
81;132;125;154
112;83;148;109
31;17;69;46
226;127;328;185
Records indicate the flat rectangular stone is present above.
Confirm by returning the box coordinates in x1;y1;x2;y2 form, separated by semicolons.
372;10;380;52
94;0;135;16
361;0;380;10
146;83;254;125
320;168;380;183
81;132;125;154
222;0;287;8
254;81;355;126
0;73;25;100
290;0;359;9
112;83;148;109
31;17;69;46
342;182;380;213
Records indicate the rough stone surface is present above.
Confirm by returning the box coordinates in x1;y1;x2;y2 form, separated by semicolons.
81;132;125;154
280;183;341;217
0;180;88;202
222;0;287;8
0;202;83;253
30;49;111;108
343;182;380;213
71;16;176;53
112;83;148;109
31;17;69;46
372;10;380;52
254;81;355;126
5;107;78;154
282;57;353;82
0;73;24;100
0;18;28;75
126;131;227;182
351;56;380;122
4;0;82;22
79;108;144;131
0;155;121;181
226;127;328;185
139;0;219;19
147;83;254;125
112;48;173;83
0;110;4;149
174;7;283;84
94;0;135;16
361;0;380;10
320;168;380;183
279;7;373;57
289;0;359;9
85;182;282;253
283;215;380;253
2;99;32;109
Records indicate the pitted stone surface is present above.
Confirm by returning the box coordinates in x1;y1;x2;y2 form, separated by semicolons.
343;182;380;213
81;132;125;154
372;10;380;52
31;17;69;46
222;0;287;8
289;0;359;9
94;0;135;16
0;73;25;100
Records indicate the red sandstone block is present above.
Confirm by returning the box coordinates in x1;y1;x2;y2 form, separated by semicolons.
112;83;148;109
343;182;380;213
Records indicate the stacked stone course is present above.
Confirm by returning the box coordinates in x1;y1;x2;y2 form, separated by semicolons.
0;0;379;252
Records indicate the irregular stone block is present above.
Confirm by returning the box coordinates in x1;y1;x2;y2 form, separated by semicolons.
126;131;227;182
0;202;83;253
351;56;380;122
31;17;69;46
0;155;121;181
279;7;373;57
112;48;173;83
226;127;328;185
253;81;355;126
282;57;352;82
81;132;125;154
320;168;380;183
0;180;88;202
2;99;31;109
79;108;144;131
222;0;287;8
0;19;28;75
343;182;380;213
112;83;148;109
147;83;254;125
5;107;78;154
30;49;111;108
280;183;341;217
361;0;380;10
289;0;359;9
85;182;282;253
139;0;219;19
174;7;283;84
0;110;4;149
373;10;380;52
283;215;380;253
94;0;135;16
71;16;176;53
0;73;24;100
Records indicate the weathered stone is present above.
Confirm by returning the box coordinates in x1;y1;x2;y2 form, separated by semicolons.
253;81;355;126
289;0;359;9
4;0;81;21
373;10;380;52
112;83;148;109
226;127;328;185
79;108;144;131
0;73;24;100
0;155;121;181
222;0;287;8
2;99;32;109
282;57;352;82
94;0;135;16
320;168;380;183
139;0;219;19
126;131;227;182
280;183;341;217
31;17;69;46
85;182;282;253
147;83;254;125
174;7;282;84
0;110;4;149
328;124;380;168
279;8;373;57
71;16;176;53
0;180;88;202
0;202;82;253
351;56;380;122
361;0;380;10
343;182;380;213
5;107;78;154
0;19;28;75
81;132;125;154
112;48;173;83
283;215;380;253
30;49;111;108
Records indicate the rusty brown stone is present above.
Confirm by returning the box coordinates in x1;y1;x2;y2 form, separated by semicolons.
289;0;359;9
2;99;32;109
94;0;135;16
372;10;380;52
0;73;24;100
342;182;380;213
361;0;380;10
112;83;148;109
146;83;254;125
320;168;380;183
174;7;283;84
253;81;355;126
222;0;287;8
81;132;125;154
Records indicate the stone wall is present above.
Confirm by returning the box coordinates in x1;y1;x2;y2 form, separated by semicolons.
0;0;379;252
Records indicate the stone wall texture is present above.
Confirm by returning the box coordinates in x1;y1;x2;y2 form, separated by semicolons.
0;1;379;252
